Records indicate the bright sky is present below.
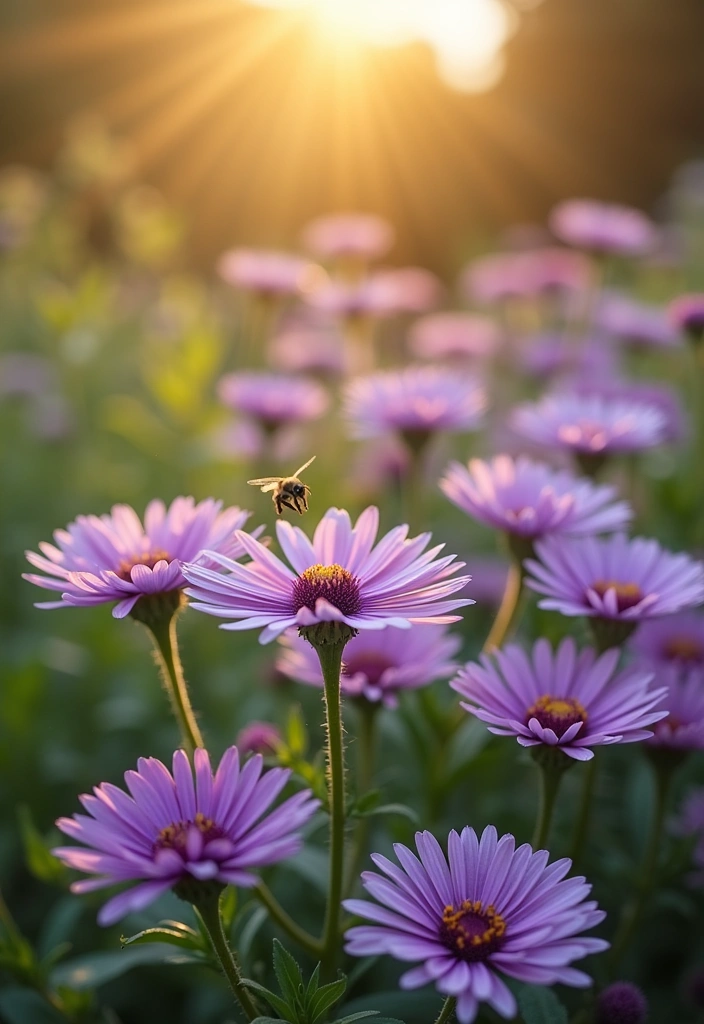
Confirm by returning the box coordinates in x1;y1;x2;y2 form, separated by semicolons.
244;0;527;92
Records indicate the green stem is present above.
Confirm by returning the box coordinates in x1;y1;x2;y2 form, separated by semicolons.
432;995;457;1024
569;758;597;868
608;763;673;971
195;890;259;1021
316;640;348;981
148;614;204;756
483;559;523;653
531;758;566;850
344;702;378;897
254;882;323;958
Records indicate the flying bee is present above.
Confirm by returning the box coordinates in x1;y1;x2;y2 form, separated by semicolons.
247;456;316;516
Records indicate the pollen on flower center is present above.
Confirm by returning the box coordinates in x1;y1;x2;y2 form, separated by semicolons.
663;636;704;663
154;812;224;855
592;579;643;612
526;694;588;737
116;548;172;581
439;900;507;962
292;563;362;617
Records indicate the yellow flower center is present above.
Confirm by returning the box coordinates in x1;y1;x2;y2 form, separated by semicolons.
526;694;588;737
439;900;507;962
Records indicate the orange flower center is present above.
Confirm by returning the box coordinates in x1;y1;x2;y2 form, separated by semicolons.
592;579;643;612
439;900;507;962
526;694;588;737
116;548;172;581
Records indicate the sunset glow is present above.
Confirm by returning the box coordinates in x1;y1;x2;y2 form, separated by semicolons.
245;0;520;92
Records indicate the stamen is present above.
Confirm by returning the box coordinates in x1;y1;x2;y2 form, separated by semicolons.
592;579;643;612
292;563;362;617
155;812;223;854
663;636;704;664
526;694;588;737
117;548;172;581
439;900;507;962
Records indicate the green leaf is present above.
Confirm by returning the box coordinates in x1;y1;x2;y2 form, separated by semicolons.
50;943;204;990
331;1013;380;1024
251;1018;293;1024
307;976;347;1023
242;979;294;1019
120;924;203;951
17;806;67;886
272;938;305;1008
517;985;569;1024
237;905;269;968
220;885;238;932
351;790;381;815
362;803;419;824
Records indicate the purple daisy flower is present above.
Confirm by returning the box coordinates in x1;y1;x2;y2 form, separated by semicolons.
217;372;330;431
646;665;704;750
549;200;658;257
451;638;666;761
372;267;444;314
344;825;608;1024
267;323;346;378
409;313;501;362
301;212;394;262
669;293;704;341
568;378;686;444
595;293;680;350
23;498;261;619
305;275;400;320
524;533;704;625
344;367;486;441
518;333;618;383
511;392;669;466
629;612;704;667
440;456;631;542
276;623;461;707
217;248;316;298
235;721;283;755
181;506;473;643
53;746;319;926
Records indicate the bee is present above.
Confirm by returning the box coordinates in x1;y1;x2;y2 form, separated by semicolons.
247;456;316;516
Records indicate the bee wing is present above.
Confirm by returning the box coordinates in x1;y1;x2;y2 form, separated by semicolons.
247;478;280;491
292;455;316;478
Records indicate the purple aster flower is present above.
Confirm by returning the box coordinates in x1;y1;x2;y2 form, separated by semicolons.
181;506;473;643
24;498;261;620
525;533;704;629
344;367;486;442
568;379;685;444
646;665;704;750
518;333;618;383
595;293;680;350
451;638;666;761
409;313;501;362
460;248;590;305
217;372;330;431
344;825;608;1024
305;275;400;320
267;323;346;378
277;623;461;708
596;982;648;1024
440;456;631;542
629;611;704;667
301;212;394;262
549;200;658;257
511;392;669;468
53;747;319;925
372;267;443;314
235;721;283;755
669;293;704;341
217;248;316;298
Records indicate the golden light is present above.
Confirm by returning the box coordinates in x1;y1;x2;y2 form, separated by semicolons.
244;0;521;92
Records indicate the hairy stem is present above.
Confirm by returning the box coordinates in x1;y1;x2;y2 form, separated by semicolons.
433;995;457;1024
316;640;348;982
195;890;258;1021
148;613;204;756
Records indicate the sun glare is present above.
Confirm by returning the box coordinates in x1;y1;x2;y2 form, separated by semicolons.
244;0;521;92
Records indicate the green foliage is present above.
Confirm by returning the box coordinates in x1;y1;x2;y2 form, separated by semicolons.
517;985;569;1024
